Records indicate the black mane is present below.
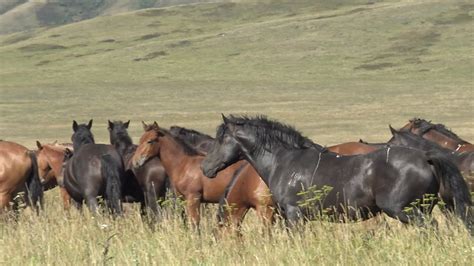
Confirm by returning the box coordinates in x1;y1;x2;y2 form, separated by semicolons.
169;126;214;140
160;128;205;156
71;124;95;151
218;115;325;152
410;118;468;144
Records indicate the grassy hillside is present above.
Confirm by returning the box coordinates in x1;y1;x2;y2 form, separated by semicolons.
0;0;473;264
0;0;472;145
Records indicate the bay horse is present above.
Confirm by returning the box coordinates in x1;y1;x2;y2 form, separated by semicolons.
387;126;474;191
36;141;73;209
0;141;43;214
108;120;167;218
131;122;247;228
201;115;473;234
400;118;474;152
63;120;124;215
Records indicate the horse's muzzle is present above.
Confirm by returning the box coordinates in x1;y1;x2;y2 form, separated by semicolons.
133;156;147;168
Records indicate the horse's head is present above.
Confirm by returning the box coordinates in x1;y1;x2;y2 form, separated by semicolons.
202;114;245;178
36;141;54;184
132;121;165;168
71;119;95;150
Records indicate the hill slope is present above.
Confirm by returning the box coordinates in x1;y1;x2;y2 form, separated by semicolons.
0;0;472;144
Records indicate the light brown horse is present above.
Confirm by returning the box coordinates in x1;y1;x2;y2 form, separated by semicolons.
219;141;379;232
400;118;474;152
131;122;246;228
0;141;43;214
36;141;73;209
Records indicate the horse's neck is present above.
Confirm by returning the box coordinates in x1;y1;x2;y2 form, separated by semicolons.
242;146;286;186
45;148;65;178
159;135;194;180
427;130;460;149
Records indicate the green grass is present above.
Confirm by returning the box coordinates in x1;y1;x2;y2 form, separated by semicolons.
0;0;473;264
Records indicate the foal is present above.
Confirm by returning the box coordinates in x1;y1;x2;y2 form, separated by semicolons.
132;122;246;227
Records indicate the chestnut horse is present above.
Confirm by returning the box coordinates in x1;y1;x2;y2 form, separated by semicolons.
131;122;246;228
108;120;167;218
400;118;474;152
36;141;72;209
0;141;43;214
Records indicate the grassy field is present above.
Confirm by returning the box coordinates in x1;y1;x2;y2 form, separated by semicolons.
0;0;473;264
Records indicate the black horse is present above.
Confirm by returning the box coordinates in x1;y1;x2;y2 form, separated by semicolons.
388;126;474;176
201;115;472;233
63;120;124;215
108;120;167;218
169;126;214;153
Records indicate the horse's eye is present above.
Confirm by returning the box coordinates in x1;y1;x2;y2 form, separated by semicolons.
147;139;157;144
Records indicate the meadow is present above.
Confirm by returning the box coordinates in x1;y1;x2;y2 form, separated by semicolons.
0;0;473;264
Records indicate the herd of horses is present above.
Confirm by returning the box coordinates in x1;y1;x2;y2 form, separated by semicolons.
0;116;472;235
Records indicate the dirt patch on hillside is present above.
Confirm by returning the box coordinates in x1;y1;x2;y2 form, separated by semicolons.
133;51;167;61
19;43;67;52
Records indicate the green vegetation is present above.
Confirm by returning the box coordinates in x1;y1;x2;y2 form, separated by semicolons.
0;0;473;264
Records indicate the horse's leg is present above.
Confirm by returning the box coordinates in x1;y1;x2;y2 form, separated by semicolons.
185;195;201;232
0;193;11;213
59;187;71;210
145;185;162;221
86;196;99;215
255;204;275;233
285;204;303;231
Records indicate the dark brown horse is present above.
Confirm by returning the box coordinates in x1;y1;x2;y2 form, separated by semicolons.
0;141;43;214
63;120;124;215
131;122;246;228
108;120;167;218
400;118;474;152
218;141;379;231
36;141;73;209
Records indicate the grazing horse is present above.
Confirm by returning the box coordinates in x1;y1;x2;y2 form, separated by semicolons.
131;122;247;228
36;141;73;209
0;141;43;214
387;126;474;191
400;118;474;152
108;120;167;218
63;120;124;215
201;115;473;234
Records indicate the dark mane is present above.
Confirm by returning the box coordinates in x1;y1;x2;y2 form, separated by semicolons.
169;126;214;140
71;124;95;151
218;115;325;152
142;125;204;156
163;129;205;156
410;118;468;144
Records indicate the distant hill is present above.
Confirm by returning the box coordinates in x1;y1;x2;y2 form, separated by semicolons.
0;0;230;35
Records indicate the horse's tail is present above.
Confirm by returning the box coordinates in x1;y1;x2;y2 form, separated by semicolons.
101;154;123;216
27;151;44;214
217;163;248;226
427;151;473;234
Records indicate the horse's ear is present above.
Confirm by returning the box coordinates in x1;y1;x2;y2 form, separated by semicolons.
72;120;78;132
87;119;93;130
389;125;398;135
108;120;113;130
142;121;148;130
64;148;73;159
36;141;42;150
221;114;229;124
52;140;58;145
153;121;159;130
124;120;130;129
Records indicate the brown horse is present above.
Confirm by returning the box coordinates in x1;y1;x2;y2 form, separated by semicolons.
36;141;73;209
219;141;379;232
400;118;474;152
131;122;246;228
0;141;43;214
